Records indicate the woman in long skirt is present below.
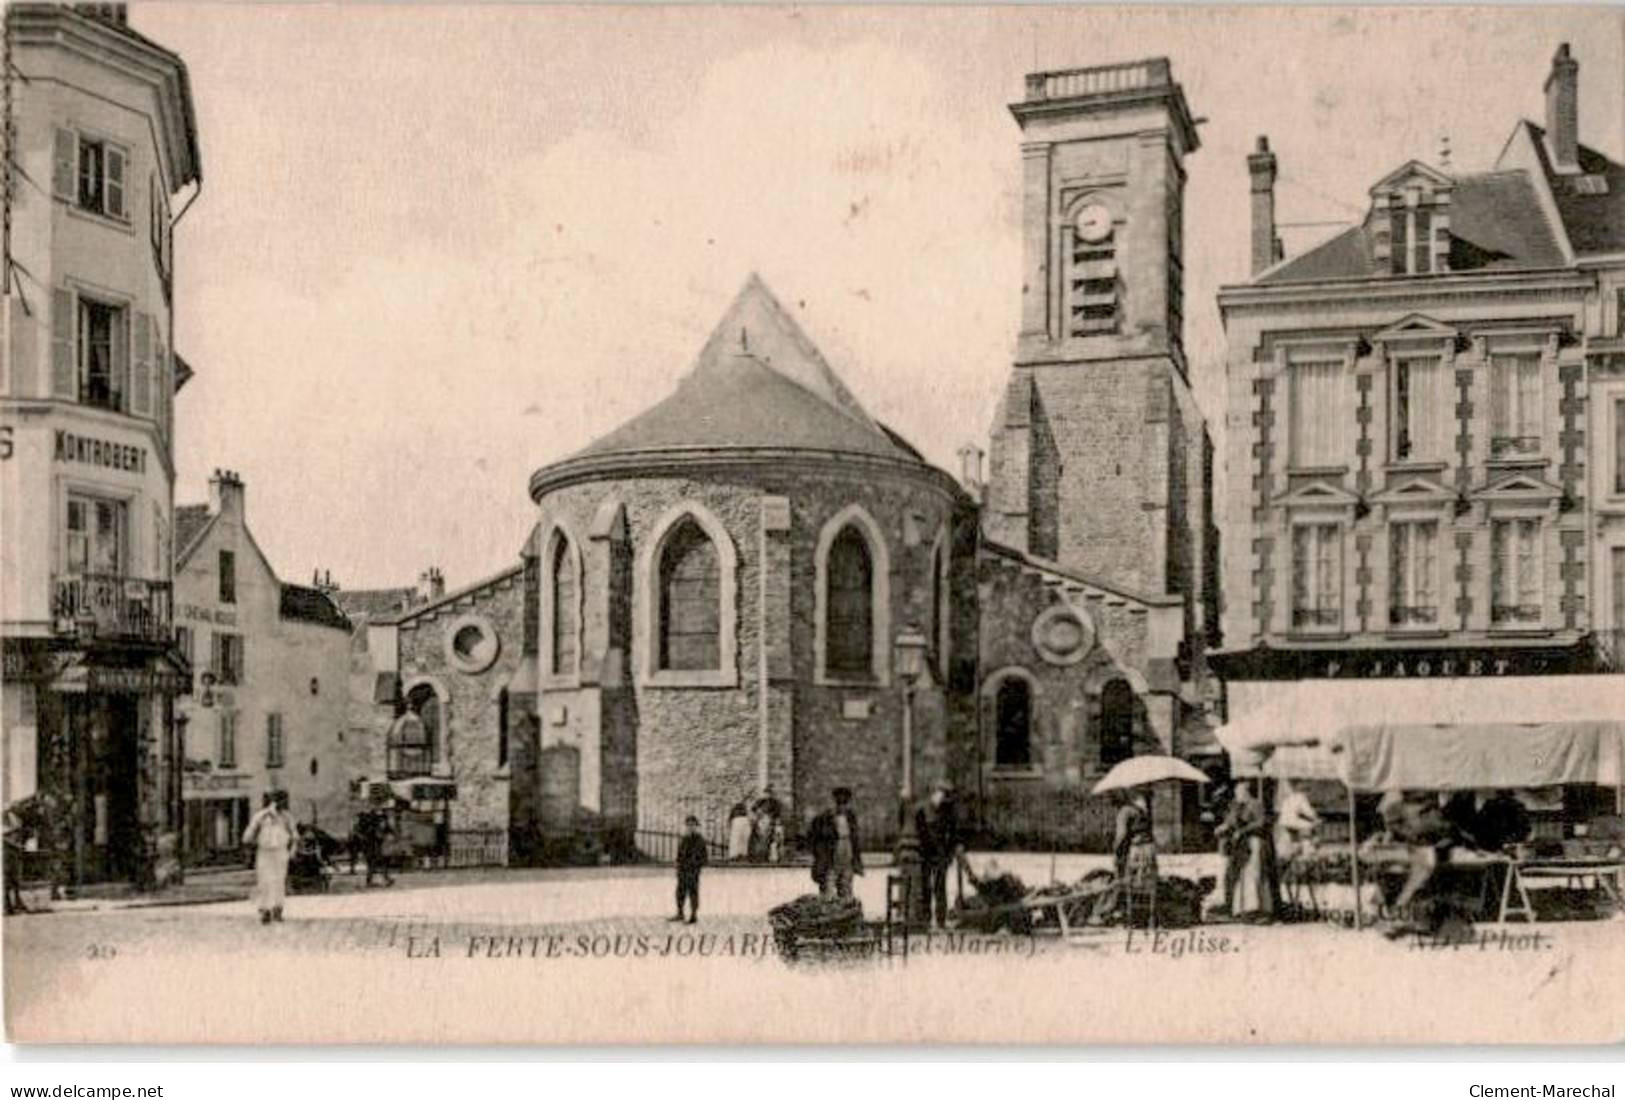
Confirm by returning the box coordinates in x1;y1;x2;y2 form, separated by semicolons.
1233;790;1278;923
1113;791;1158;926
243;791;297;923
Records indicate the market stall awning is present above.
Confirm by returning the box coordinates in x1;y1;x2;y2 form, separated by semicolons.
1217;676;1625;789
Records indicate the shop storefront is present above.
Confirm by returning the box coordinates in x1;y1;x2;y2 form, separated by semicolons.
3;641;189;890
1211;637;1625;835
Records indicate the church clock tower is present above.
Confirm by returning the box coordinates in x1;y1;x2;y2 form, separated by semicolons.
985;57;1204;599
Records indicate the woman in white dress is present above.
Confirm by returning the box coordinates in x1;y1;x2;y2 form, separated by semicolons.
243;791;297;923
726;801;751;861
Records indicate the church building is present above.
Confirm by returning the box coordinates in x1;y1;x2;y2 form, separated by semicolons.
346;56;1219;856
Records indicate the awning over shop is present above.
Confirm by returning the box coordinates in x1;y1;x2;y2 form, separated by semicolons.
48;652;192;695
1216;676;1625;789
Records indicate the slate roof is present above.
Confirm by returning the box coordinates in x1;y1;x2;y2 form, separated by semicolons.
1260;168;1566;284
565;275;926;467
1521;121;1625;255
278;584;352;632
331;587;419;621
173;504;212;560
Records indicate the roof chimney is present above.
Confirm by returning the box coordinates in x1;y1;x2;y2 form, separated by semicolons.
1247;136;1283;277
1544;43;1580;174
208;468;245;521
956;443;984;501
416;567;445;605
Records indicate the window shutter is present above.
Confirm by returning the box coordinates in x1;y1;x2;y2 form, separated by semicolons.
1413;207;1432;274
104;147;125;218
130;311;152;417
52;129;76;200
1517;358;1541;440
1490;358;1510;439
1389;206;1407;276
50;288;76;398
158;343;172;442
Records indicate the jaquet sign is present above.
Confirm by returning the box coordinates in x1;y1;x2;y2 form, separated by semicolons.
1209;642;1598;681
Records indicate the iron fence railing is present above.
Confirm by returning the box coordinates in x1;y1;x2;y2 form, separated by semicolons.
53;572;172;643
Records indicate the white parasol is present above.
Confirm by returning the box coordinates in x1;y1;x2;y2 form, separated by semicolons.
1090;754;1211;795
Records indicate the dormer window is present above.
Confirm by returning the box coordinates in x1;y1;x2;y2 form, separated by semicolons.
1389;192;1434;275
1370;164;1452;277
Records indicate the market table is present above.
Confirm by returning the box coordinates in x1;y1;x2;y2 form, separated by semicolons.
1514;857;1624;914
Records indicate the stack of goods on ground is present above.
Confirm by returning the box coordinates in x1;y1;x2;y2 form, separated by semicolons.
954;866;1215;932
956;869;1036;934
768;894;865;960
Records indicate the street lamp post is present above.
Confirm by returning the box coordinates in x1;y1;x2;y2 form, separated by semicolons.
893;626;930;925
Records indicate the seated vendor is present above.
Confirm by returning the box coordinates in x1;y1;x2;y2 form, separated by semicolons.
1472;790;1532;853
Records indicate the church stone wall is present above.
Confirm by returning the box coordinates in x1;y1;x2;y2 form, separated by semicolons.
532;464;969;845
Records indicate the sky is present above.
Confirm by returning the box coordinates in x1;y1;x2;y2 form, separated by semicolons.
134;3;1625;592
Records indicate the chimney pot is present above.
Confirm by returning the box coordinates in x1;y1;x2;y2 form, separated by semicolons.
1247;135;1282;277
1544;42;1581;173
208;467;245;518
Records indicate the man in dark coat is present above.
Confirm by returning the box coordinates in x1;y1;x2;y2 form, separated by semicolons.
355;801;396;888
1473;790;1532;852
915;779;963;928
673;815;707;924
808;787;863;899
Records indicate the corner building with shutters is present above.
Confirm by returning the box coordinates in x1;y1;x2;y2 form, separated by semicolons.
1;5;201;889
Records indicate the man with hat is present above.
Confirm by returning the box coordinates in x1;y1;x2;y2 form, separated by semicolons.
916;778;964;928
808;787;863;900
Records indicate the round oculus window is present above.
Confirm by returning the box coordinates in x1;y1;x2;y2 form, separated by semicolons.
445;614;501;674
1031;604;1094;666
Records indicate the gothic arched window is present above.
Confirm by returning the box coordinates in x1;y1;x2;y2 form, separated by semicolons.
550;533;577;677
1100;678;1135;768
825;526;874;679
994;677;1033;768
658;519;720;672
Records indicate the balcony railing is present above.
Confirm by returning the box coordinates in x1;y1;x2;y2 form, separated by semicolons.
53;573;173;643
1389;605;1439;626
1491;604;1542;626
1292;607;1341;628
1490;435;1542;458
1024;59;1169;102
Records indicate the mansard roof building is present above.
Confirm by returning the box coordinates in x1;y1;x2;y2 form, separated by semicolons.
1215;44;1625;773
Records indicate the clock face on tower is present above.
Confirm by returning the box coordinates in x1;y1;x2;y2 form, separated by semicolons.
1074;203;1113;244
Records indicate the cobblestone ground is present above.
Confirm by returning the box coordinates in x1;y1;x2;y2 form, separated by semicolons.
5;853;1620;1044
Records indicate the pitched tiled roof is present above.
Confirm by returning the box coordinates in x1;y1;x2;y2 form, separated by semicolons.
565;275;924;466
1522;121;1625;255
1259;169;1565;284
331;587;418;621
278;584;352;632
173;504;213;560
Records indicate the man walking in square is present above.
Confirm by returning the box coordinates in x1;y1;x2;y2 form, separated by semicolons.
672;815;707;924
916;779;964;928
809;787;863;900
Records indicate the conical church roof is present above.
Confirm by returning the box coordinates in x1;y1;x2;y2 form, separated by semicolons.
566;275;916;464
